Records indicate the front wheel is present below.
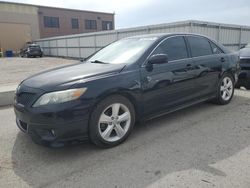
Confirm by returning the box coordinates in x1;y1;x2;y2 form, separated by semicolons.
214;74;235;105
89;95;135;148
246;82;250;90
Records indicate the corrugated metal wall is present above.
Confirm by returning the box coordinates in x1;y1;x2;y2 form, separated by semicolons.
35;20;250;58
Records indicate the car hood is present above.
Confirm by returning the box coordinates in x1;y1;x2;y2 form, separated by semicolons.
239;48;250;58
22;62;125;91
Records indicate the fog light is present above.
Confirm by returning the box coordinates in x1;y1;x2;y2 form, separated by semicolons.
51;129;56;137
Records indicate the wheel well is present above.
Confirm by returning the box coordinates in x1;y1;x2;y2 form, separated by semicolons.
220;71;235;83
88;92;139;128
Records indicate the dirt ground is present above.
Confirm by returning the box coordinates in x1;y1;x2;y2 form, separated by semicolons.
0;57;77;87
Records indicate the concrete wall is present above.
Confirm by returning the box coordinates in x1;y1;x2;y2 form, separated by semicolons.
36;20;250;58
38;7;114;38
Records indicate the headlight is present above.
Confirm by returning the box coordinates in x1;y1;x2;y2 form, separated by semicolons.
33;88;87;107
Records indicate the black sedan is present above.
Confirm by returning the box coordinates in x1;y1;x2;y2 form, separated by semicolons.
20;43;43;58
237;44;250;89
14;33;240;148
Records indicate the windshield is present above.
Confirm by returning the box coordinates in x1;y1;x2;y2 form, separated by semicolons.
88;37;158;64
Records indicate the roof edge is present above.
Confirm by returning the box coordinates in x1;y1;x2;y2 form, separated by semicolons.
0;1;114;15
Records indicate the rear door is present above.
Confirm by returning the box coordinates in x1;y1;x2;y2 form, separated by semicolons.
141;36;200;117
186;36;224;98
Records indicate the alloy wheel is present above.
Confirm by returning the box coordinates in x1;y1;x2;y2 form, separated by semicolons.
220;77;233;101
98;103;131;142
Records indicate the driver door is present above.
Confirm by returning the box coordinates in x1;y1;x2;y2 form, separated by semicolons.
141;36;200;117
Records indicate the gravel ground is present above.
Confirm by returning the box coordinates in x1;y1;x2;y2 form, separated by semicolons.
0;89;250;188
0;57;77;87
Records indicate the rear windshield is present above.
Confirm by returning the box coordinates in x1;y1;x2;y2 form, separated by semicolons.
29;45;41;50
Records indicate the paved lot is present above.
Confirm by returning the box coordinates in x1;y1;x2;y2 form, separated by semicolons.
0;57;77;87
0;89;250;188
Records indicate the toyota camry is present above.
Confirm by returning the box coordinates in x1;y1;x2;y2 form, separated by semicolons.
14;33;240;148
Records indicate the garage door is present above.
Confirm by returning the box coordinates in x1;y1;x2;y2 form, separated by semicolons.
0;22;31;52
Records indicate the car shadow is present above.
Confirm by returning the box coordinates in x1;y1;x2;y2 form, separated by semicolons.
11;94;250;187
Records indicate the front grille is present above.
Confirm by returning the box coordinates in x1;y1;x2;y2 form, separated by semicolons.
241;66;250;70
240;59;250;64
29;46;41;50
16;92;36;106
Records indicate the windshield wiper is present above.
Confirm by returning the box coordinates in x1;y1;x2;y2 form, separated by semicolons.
91;60;109;64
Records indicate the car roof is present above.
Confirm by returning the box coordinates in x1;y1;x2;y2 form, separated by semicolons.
126;33;230;54
127;33;211;40
28;44;40;46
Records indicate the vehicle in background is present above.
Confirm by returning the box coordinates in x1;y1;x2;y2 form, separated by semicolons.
20;43;43;58
14;33;240;148
236;43;250;90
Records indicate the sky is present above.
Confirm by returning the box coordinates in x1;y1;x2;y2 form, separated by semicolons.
2;0;250;29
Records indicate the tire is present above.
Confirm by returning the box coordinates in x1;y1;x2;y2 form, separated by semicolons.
213;73;235;105
246;83;250;90
89;95;135;148
235;84;240;89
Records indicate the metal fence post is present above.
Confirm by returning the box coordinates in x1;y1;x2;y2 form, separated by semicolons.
116;31;119;40
239;27;242;49
217;25;221;43
56;40;59;56
78;37;81;58
189;21;193;33
48;40;51;56
65;39;68;57
94;34;97;52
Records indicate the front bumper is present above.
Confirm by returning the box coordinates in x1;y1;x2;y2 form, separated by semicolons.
14;99;93;147
27;51;43;56
237;70;250;84
237;58;250;87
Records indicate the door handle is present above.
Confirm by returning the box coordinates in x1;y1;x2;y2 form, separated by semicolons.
186;64;193;70
220;57;225;62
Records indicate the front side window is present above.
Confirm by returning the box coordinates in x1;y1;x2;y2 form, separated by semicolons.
88;37;158;64
210;42;223;54
85;20;97;30
187;36;213;57
71;18;79;29
153;36;188;61
44;16;59;28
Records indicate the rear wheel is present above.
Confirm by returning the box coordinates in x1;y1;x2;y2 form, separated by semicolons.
214;74;234;105
89;95;135;148
246;84;250;90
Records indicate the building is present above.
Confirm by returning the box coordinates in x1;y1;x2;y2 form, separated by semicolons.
0;1;114;53
36;20;250;58
38;6;114;38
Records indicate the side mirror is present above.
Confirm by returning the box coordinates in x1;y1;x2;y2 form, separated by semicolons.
80;58;87;62
240;45;246;49
148;54;168;65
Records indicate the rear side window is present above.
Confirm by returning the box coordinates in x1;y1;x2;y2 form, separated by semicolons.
153;36;188;61
187;36;213;57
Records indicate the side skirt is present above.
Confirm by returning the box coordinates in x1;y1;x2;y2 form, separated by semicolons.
144;96;216;121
